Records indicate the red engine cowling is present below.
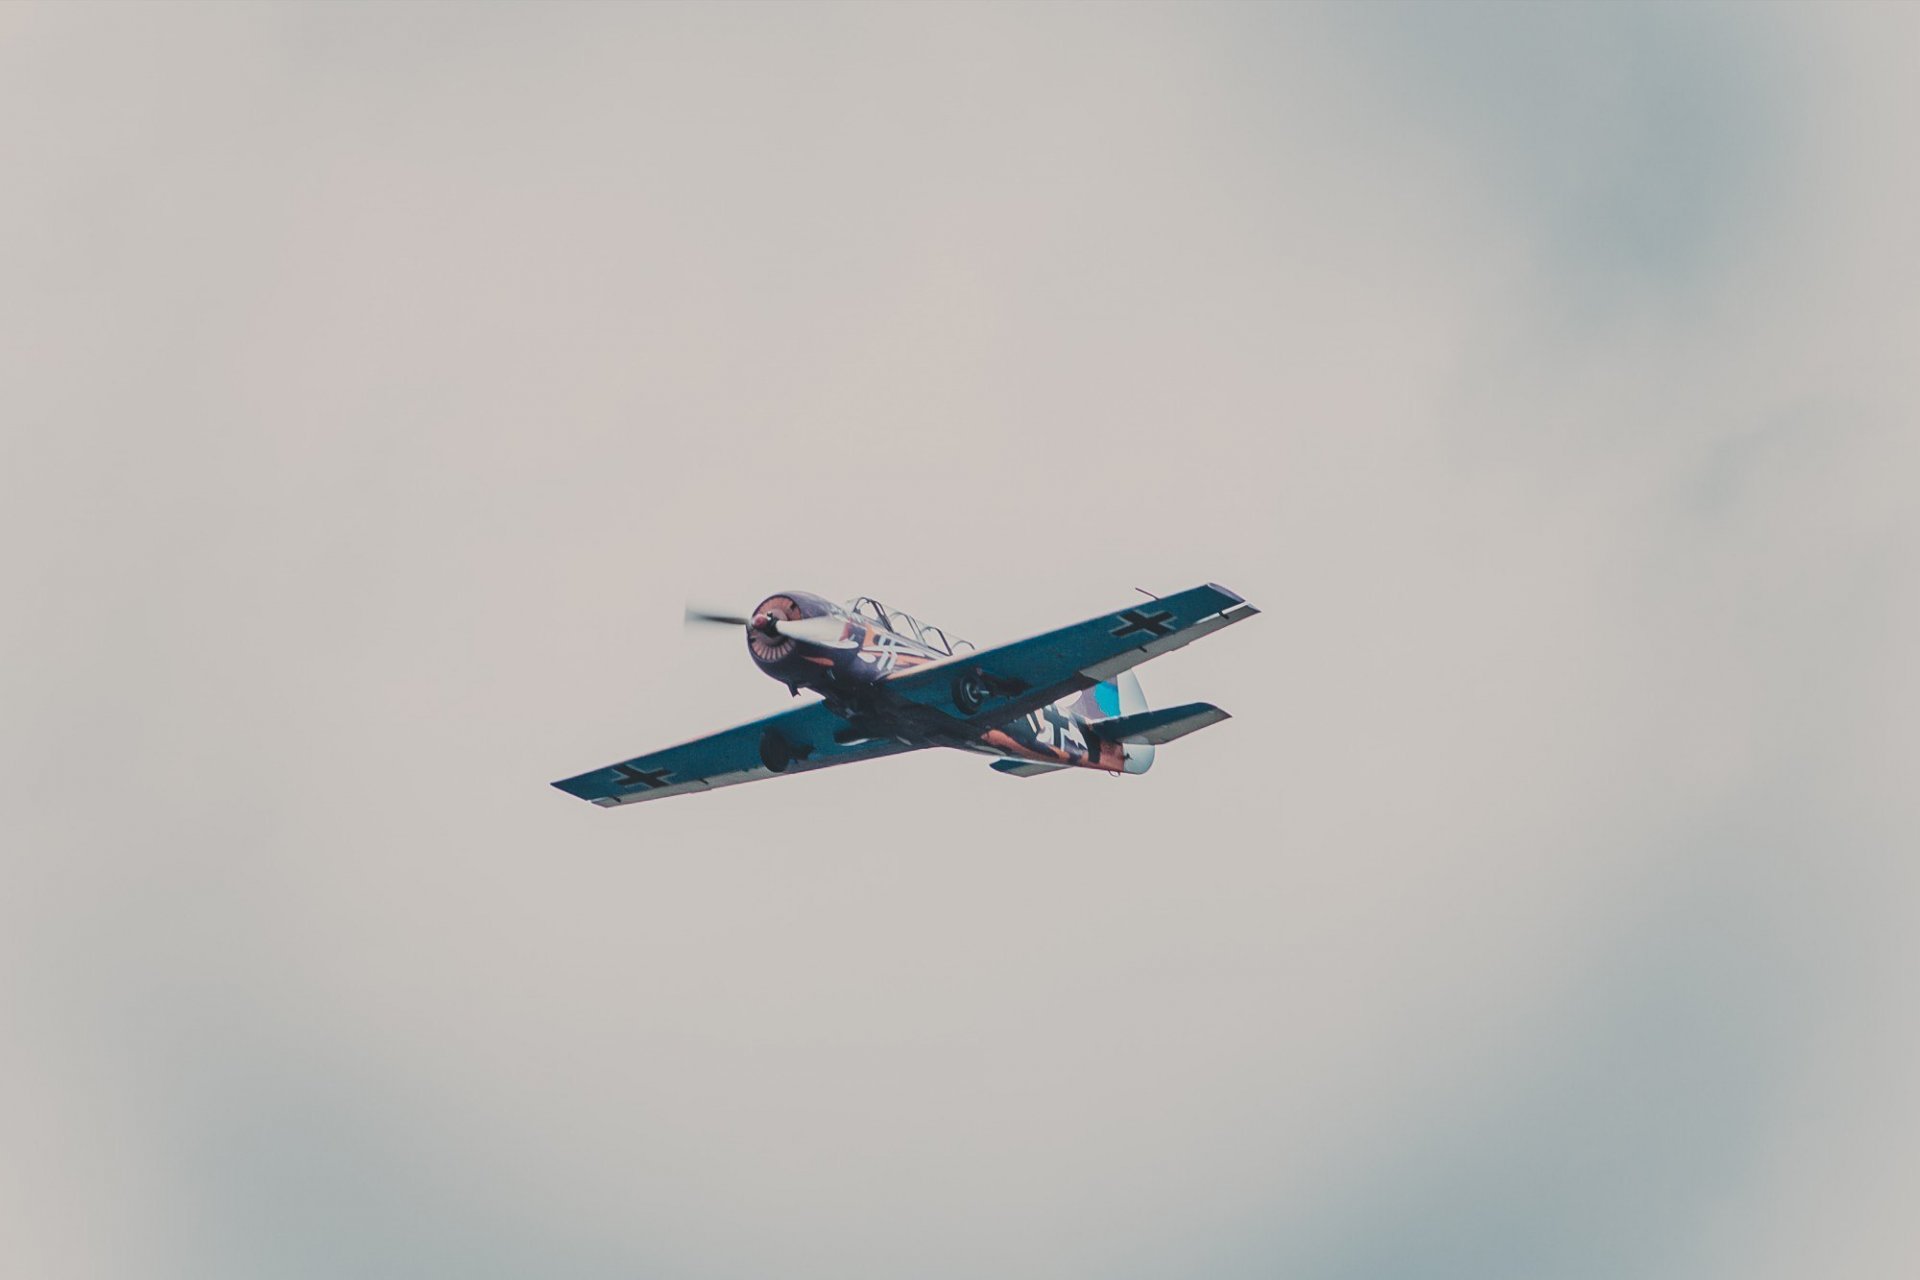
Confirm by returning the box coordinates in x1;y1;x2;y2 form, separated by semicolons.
745;590;839;688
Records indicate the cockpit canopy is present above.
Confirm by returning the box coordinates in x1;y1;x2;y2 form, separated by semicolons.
844;597;974;656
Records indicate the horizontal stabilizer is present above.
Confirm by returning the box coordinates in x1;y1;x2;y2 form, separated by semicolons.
1086;702;1229;746
990;758;1071;778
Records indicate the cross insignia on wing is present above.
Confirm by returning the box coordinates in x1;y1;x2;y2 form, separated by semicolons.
1110;607;1175;640
610;763;673;790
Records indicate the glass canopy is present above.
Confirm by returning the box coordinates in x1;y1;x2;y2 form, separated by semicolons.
844;597;974;656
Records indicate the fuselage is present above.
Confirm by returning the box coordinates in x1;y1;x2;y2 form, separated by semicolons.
745;591;1153;774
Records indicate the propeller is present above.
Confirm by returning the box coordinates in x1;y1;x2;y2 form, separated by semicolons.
683;603;856;650
684;606;751;628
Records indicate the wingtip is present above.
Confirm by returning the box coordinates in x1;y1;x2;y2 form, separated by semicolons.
550;774;605;803
1202;584;1258;618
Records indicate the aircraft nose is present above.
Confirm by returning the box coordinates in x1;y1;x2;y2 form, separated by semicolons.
770;616;854;647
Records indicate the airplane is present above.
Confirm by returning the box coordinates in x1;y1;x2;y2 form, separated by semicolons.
551;582;1259;807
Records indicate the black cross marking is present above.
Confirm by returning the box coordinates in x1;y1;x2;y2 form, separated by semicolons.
1110;608;1175;640
611;763;673;789
1041;703;1074;750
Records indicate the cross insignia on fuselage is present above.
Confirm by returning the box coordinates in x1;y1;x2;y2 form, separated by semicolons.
1041;702;1075;750
611;763;673;790
1110;608;1175;640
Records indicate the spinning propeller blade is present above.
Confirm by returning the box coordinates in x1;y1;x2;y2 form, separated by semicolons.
684;606;751;628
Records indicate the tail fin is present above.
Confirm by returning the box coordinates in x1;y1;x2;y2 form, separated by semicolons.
1109;669;1154;773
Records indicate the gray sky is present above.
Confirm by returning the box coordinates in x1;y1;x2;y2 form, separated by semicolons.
4;4;1915;1277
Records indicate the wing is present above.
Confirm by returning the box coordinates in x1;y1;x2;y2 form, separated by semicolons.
551;698;915;808
884;583;1258;729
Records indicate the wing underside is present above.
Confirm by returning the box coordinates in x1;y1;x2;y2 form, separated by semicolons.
551;700;915;807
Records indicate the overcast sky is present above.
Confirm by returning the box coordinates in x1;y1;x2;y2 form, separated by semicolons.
4;4;1915;1277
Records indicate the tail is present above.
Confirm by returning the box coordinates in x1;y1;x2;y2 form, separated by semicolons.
987;671;1228;780
1101;669;1158;774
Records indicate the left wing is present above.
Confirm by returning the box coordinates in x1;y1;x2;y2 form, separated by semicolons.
883;583;1257;730
552;699;915;808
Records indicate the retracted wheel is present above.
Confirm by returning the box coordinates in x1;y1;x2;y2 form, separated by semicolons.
759;729;792;773
952;669;992;716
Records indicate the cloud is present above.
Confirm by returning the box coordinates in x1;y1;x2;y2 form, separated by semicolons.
3;4;1913;1278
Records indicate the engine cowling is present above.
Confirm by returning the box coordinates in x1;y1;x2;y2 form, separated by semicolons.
745;590;840;687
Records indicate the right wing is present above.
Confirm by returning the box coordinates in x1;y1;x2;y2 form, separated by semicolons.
882;583;1257;730
552;698;915;808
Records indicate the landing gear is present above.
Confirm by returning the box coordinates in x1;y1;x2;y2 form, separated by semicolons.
759;729;793;773
952;669;992;716
952;667;1027;716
